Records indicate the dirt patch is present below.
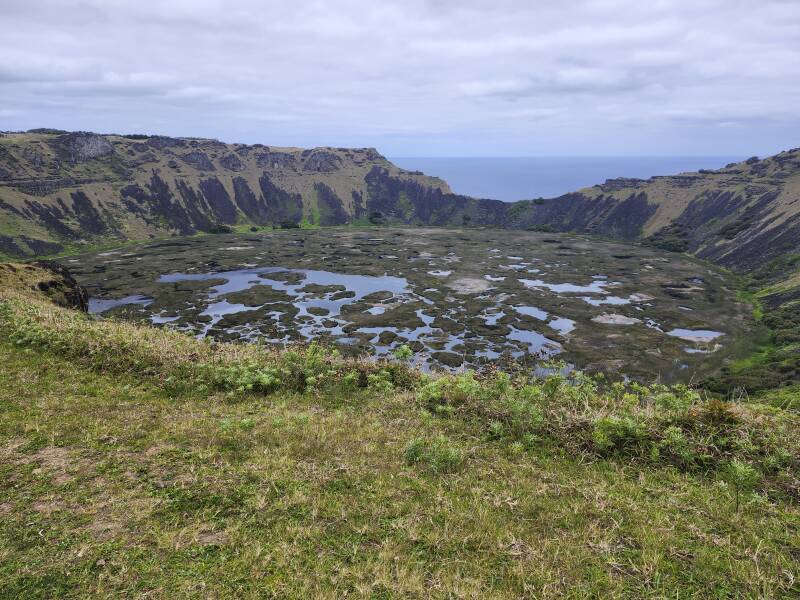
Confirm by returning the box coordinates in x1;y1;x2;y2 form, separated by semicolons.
13;446;96;486
86;516;124;541
33;500;65;517
144;442;176;457
196;530;229;546
28;446;78;485
0;437;28;459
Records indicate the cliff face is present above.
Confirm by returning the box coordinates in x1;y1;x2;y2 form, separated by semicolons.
0;130;459;256
506;150;800;273
2;129;799;279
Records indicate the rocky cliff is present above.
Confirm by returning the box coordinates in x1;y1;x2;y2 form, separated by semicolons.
0;129;497;257
1;129;799;279
506;150;800;274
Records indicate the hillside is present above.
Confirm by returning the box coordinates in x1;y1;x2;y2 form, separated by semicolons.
507;150;800;275
0;262;798;597
362;149;800;276
0;129;499;258
2;130;799;286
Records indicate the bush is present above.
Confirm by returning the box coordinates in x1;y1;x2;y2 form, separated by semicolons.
654;425;697;467
366;369;394;394
723;460;761;512
693;399;740;427
393;344;413;361
592;416;647;454
208;224;234;234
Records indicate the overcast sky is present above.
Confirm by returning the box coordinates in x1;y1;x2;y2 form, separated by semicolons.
2;0;799;156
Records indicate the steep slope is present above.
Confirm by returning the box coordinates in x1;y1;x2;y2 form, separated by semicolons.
0;129;500;257
508;150;800;274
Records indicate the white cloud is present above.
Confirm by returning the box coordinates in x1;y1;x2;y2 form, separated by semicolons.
0;0;798;155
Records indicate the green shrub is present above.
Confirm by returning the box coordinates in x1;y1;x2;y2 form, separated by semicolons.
417;371;484;408
654;385;698;413
393;344;413;361
497;395;544;439
654;425;697;467
723;460;761;512
693;399;740;427
367;369;394;394
592;416;647;454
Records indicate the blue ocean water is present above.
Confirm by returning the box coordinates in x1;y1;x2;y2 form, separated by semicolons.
389;156;744;202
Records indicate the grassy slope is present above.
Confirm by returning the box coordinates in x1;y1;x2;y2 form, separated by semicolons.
1;265;799;598
702;258;800;396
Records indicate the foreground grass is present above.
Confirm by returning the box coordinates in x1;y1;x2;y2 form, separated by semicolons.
1;263;799;597
2;343;799;598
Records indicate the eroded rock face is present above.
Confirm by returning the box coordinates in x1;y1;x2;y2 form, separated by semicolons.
53;132;114;163
303;150;342;172
30;261;89;312
256;151;296;170
181;151;215;171
219;153;245;171
21;147;47;168
0;235;25;256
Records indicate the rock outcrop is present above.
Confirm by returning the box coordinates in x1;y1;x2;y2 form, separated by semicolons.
0;261;88;311
52;132;114;163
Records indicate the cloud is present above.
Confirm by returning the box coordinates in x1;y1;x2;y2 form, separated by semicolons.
0;0;798;155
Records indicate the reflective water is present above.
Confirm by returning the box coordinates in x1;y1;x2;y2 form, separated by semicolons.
88;294;152;313
520;278;614;294
76;228;747;380
667;329;724;342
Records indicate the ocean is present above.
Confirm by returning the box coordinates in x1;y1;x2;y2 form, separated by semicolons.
389;156;744;202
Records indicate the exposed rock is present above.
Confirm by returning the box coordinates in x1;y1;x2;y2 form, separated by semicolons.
0;235;25;256
180;151;215;171
21;147;47;168
146;136;186;149
199;178;237;223
598;177;647;192
13;178;76;196
219;153;245;171
592;313;641;325
314;182;349;225
303;150;342;172
256;151;296;169
70;191;108;234
21;236;63;255
30;261;89;312
52;132;114;163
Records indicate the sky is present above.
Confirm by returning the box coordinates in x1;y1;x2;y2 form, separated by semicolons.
1;0;799;157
